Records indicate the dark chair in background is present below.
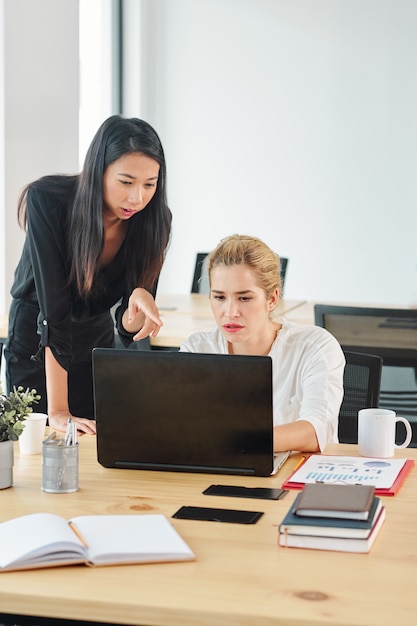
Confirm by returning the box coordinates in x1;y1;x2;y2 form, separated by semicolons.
191;253;209;294
0;342;3;375
191;253;289;296
279;256;288;298
339;350;383;444
315;304;417;446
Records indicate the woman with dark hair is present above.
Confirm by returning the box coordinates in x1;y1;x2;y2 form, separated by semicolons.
5;115;172;434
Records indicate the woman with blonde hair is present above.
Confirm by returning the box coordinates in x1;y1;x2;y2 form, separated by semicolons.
180;235;344;453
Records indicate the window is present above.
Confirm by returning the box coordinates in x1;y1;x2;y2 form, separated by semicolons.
79;0;119;166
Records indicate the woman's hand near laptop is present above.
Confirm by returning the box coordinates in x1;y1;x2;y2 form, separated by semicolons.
45;347;97;435
122;288;163;341
48;411;97;435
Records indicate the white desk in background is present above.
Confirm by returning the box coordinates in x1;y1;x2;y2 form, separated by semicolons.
2;299;414;347
283;300;417;327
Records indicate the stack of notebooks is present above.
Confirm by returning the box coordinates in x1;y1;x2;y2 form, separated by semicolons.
278;483;385;553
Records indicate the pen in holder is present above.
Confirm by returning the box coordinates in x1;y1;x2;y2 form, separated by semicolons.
41;420;79;493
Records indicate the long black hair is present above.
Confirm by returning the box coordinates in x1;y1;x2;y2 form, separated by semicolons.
18;116;171;298
69;115;172;296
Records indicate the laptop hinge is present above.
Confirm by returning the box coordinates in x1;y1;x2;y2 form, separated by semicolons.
114;461;255;475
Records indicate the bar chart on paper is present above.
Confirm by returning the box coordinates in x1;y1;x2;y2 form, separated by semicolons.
284;455;410;489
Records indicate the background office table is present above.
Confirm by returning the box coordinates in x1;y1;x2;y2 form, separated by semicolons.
0;437;416;626
152;294;306;348
282;301;316;325
146;297;417;348
2;299;413;345
283;300;417;327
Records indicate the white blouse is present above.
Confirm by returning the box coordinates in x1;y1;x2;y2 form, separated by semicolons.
180;319;345;451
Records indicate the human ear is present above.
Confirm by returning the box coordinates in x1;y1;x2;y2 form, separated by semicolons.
268;288;280;310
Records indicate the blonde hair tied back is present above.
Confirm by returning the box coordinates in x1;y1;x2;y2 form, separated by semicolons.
207;234;282;318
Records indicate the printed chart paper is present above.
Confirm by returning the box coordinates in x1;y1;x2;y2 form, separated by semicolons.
290;455;407;489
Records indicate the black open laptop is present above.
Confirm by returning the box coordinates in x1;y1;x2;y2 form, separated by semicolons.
92;348;289;477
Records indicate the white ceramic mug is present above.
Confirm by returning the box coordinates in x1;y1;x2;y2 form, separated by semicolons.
18;413;48;455
358;408;412;458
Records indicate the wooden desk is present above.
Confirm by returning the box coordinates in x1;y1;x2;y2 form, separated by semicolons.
152;294;306;348
2;300;413;345
1;438;416;626
283;301;315;325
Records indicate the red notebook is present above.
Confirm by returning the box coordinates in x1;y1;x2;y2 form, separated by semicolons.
281;455;415;496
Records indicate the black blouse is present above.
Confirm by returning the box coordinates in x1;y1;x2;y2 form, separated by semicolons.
10;178;137;370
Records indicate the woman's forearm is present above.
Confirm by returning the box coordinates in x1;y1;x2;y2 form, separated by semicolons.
44;347;70;416
273;420;320;453
122;288;163;340
44;347;96;434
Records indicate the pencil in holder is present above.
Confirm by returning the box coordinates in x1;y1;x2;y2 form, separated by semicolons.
42;439;79;493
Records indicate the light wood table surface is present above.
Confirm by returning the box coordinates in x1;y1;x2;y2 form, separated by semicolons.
141;297;417;347
282;301;316;325
0;437;416;626
281;300;417;327
2;300;414;344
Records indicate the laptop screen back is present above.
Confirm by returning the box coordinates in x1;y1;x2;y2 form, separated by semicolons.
92;348;274;476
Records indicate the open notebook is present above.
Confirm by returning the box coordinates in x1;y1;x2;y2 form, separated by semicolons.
92;349;289;477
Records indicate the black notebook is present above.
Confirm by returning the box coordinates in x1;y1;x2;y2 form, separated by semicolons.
280;493;382;538
92;348;289;477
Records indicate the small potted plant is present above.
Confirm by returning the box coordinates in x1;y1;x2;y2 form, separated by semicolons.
0;382;40;489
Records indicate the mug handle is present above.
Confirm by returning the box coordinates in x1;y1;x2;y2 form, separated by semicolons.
395;417;413;449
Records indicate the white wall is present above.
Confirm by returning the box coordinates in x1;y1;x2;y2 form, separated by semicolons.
1;0;417;311
0;0;79;314
123;0;417;305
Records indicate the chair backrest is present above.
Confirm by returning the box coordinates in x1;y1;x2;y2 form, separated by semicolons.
191;253;289;296
315;304;417;446
314;304;417;367
279;256;288;298
0;342;3;375
339;350;383;443
191;253;209;294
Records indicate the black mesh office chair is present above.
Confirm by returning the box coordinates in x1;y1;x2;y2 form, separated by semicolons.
191;253;209;294
191;253;289;295
315;304;417;446
279;257;288;298
339;350;383;444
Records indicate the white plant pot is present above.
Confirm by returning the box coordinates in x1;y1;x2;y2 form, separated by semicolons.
0;439;14;489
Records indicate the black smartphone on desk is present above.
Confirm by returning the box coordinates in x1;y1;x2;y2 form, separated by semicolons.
172;505;263;524
203;484;288;500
